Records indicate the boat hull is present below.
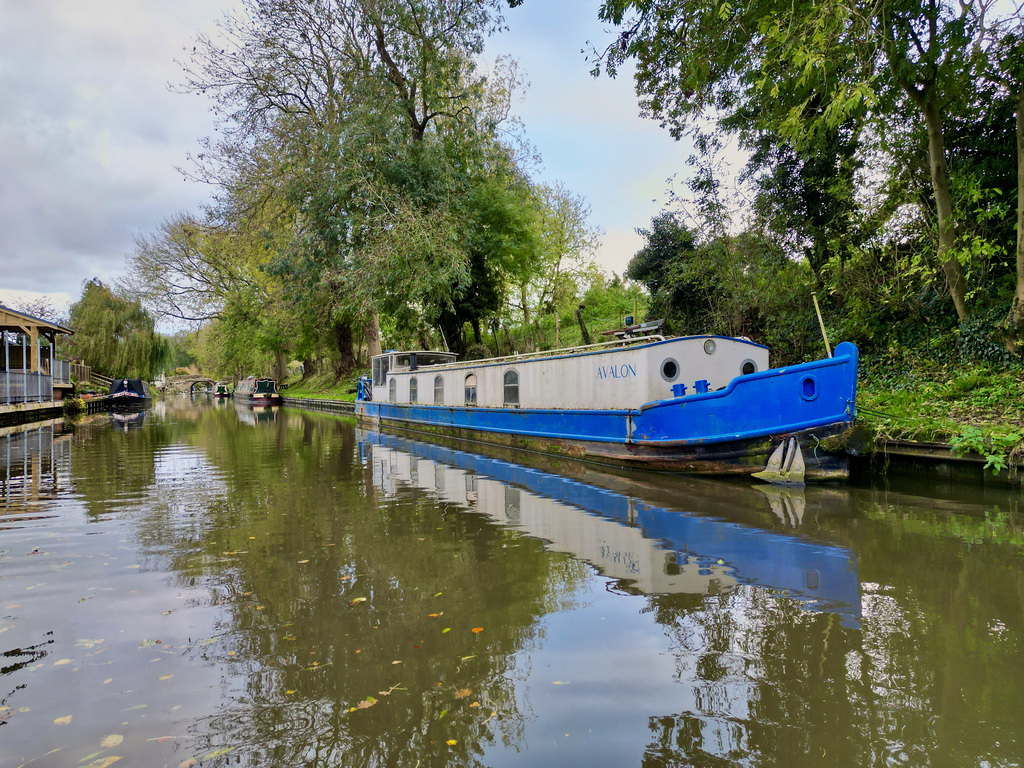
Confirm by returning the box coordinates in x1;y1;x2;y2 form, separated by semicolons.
356;342;859;482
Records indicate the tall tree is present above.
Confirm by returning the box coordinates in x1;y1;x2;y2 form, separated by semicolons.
595;0;1002;321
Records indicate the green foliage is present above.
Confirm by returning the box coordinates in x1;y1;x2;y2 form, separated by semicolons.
67;280;168;379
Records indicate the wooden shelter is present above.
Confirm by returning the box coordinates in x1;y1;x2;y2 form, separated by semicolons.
0;304;74;403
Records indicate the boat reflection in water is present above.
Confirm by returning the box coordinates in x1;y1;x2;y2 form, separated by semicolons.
234;401;279;425
359;429;860;627
110;409;147;432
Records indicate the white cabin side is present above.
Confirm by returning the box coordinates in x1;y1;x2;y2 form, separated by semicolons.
369;336;769;410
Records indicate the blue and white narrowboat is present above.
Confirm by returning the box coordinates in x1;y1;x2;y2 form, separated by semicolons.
355;335;859;484
109;378;151;407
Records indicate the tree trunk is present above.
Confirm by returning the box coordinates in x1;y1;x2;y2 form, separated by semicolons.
920;89;968;321
575;305;591;345
335;321;355;375
1005;89;1024;350
364;313;382;359
274;350;286;382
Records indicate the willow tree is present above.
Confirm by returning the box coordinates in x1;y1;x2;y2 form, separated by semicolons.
68;279;168;379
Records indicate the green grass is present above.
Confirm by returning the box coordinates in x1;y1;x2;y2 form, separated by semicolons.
280;371;358;401
859;363;1024;471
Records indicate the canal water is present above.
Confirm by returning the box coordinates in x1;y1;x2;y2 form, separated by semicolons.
1;398;1021;768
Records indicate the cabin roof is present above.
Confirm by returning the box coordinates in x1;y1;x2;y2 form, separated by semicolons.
0;304;73;335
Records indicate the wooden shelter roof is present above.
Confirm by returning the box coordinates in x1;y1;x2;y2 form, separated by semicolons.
0;304;73;336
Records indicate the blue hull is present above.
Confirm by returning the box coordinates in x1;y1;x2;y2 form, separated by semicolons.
357;342;858;480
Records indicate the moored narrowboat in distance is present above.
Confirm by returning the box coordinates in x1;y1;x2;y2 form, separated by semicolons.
355;334;859;485
109;378;152;407
213;382;232;398
233;377;282;406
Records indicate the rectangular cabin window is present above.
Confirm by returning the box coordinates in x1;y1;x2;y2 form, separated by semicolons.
393;353;412;369
465;373;477;405
409;376;417;403
434;375;444;404
389;379;397;402
372;358;380;387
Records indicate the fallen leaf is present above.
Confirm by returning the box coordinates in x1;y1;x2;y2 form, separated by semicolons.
427;613;443;618
552;681;570;685
203;747;234;759
103;678;114;685
356;697;376;709
177;759;198;768
391;660;402;665
158;675;173;681
54;658;72;666
162;610;174;615
470;702;480;708
461;655;476;661
471;627;484;634
446;739;457;746
442;628;451;634
454;689;472;699
434;592;443;597
350;597;367;605
100;734;124;748
297;560;310;564
86;758;122;768
286;690;295;695
54;715;73;725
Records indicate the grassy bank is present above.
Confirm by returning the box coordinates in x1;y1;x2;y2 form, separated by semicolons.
859;363;1024;472
280;371;358;401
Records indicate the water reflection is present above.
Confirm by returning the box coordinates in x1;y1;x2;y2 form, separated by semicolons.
0;419;70;515
0;402;1020;768
360;429;861;627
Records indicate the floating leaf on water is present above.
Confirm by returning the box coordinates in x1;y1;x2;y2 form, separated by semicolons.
177;760;197;768
161;610;174;615
122;704;148;711
227;651;235;656
203;747;234;759
442;628;451;634
158;675;173;681
470;702;480;708
286;690;295;695
446;739;457;746
434;592;443;597
471;627;484;634
454;689;472;699
54;714;72;725
461;655;476;661
86;757;122;768
100;734;124;747
54;658;72;666
427;613;442;618
391;660;402;665
356;697;376;709
297;560;310;564
552;681;570;685
350;597;367;605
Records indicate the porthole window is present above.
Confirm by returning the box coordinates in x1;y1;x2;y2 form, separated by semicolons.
409;376;417;403
503;369;519;406
660;358;680;382
801;376;819;401
433;375;444;404
703;338;717;355
740;359;757;375
465;373;477;405
388;378;397;402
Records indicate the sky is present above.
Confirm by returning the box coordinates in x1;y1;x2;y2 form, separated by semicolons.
0;0;700;316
